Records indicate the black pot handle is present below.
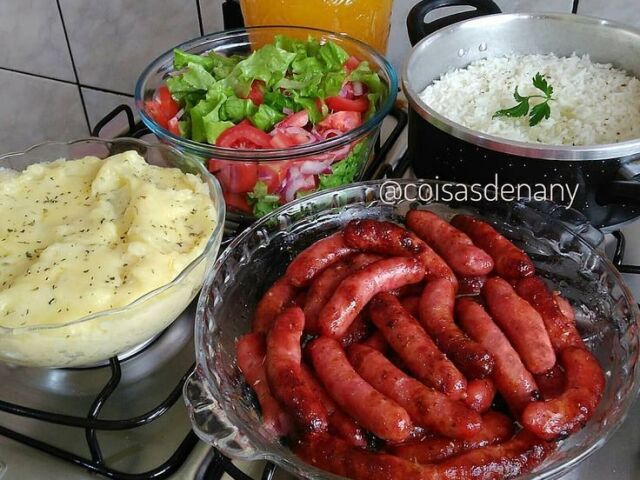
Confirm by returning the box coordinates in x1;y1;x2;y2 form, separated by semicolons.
602;179;640;205
407;0;501;46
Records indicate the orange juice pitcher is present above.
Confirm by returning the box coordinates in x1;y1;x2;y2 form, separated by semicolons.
239;0;394;53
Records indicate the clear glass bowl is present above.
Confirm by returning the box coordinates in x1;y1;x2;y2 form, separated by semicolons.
135;26;397;220
185;179;640;479
0;138;225;368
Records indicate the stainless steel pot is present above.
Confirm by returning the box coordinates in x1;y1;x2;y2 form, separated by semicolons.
402;1;640;228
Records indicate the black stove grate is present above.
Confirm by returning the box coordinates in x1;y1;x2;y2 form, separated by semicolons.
0;103;407;480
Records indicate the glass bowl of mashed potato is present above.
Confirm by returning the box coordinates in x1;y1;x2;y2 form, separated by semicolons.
0;138;225;368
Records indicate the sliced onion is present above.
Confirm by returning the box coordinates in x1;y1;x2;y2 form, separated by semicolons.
352;81;364;97
299;159;333;175
283;168;316;202
283;107;294;115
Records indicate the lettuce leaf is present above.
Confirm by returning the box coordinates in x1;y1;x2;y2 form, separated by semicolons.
173;48;214;71
248;181;281;217
250;104;285;131
221;97;257;123
318;142;365;189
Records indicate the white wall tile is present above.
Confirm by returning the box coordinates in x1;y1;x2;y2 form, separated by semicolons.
200;0;226;34
578;0;640;28
0;0;75;81
387;0;574;76
82;88;136;138
59;0;201;94
0;71;88;153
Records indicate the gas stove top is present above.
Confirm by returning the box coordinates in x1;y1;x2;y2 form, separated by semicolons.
1;104;639;480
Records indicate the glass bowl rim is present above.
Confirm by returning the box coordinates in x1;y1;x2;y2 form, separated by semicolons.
134;25;398;161
0;137;226;334
193;178;640;480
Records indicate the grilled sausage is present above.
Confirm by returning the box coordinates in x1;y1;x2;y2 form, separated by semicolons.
349;344;482;439
482;277;556;374
236;333;291;436
266;307;328;433
456;298;539;414
319;257;424;338
419;278;494;379
516;276;584;351
451;215;535;280
309;337;413;443
522;346;605;441
285;232;355;287
369;292;467;399
406;210;494;276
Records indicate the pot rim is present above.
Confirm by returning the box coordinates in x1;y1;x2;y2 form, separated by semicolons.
402;12;640;161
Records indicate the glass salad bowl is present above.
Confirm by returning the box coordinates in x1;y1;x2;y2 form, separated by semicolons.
184;179;639;479
0;138;225;368
135;26;397;220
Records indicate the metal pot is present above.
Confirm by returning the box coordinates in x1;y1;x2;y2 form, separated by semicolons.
402;0;640;229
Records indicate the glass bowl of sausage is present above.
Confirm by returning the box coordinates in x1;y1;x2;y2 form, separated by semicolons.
184;179;639;480
135;26;396;220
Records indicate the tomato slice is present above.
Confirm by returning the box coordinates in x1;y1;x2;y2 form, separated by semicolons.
223;191;252;214
345;55;361;72
275;110;309;129
246;80;264;106
270;132;297;149
146;85;180;129
317;111;363;133
208;159;258;193
216;120;273;149
326;96;369;113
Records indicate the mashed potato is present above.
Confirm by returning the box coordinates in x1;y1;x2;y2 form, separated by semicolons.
0;151;218;366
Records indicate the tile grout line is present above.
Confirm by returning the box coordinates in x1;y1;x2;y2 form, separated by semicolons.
196;0;205;36
0;66;134;98
55;0;91;134
572;0;580;14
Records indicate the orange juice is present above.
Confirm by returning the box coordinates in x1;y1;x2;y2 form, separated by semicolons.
239;0;393;53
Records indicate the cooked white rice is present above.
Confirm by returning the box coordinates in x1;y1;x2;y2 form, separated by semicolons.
419;53;640;146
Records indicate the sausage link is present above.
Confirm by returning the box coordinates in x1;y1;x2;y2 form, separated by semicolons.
309;337;413;442
236;333;291;436
339;314;371;348
464;379;496;413
361;331;389;353
482;277;556;374
516;276;584;351
522;346;605;440
400;295;420;318
252;277;297;334
304;253;382;334
369;292;467;399
534;364;566;400
285;232;355;287
458;275;487;296
294;434;429;480
390;411;515;464
451;215;535;280
430;430;555;479
349;344;482;439
266;307;328;433
343;219;457;286
419;279;494;379
319;257;425;338
300;366;366;447
456;298;539;414
406;210;494;276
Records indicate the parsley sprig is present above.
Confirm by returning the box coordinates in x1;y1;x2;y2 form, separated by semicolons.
493;73;555;126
